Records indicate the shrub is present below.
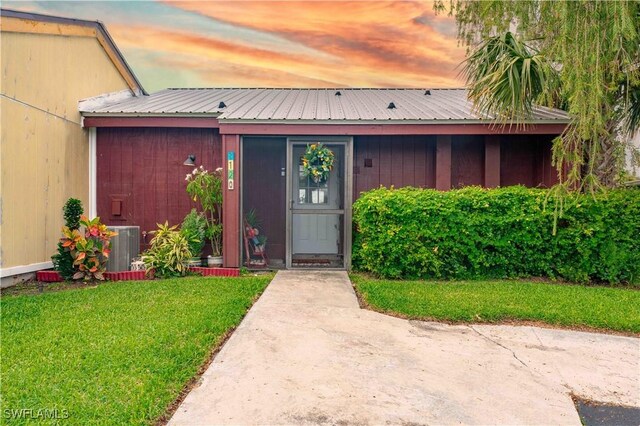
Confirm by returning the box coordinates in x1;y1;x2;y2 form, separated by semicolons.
52;198;84;280
59;216;116;281
185;166;223;256
352;186;640;284
143;222;192;278
180;209;207;257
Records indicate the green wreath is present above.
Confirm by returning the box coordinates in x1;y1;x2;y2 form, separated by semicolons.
302;143;335;183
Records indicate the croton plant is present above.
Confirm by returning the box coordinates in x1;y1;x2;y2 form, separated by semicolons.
60;216;117;281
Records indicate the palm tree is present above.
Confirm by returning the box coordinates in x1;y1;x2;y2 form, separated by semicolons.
461;31;639;188
461;32;560;125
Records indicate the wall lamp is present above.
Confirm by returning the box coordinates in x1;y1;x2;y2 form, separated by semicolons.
183;154;196;166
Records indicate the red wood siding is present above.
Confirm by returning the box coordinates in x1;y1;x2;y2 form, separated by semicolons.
96;128;221;248
501;135;558;187
451;135;485;188
353;135;436;199
242;137;287;261
222;134;241;268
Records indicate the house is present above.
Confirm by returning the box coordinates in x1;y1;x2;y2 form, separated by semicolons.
80;88;569;270
0;9;145;286
1;9;570;276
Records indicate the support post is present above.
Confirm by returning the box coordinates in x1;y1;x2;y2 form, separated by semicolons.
484;135;501;188
222;134;240;268
88;127;97;218
435;135;452;191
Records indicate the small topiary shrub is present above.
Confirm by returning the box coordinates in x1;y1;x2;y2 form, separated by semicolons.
52;198;84;280
352;186;640;284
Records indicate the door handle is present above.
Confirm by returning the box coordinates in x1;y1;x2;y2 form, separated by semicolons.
290;199;294;209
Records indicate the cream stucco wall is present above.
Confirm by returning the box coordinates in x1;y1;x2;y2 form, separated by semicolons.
1;31;133;272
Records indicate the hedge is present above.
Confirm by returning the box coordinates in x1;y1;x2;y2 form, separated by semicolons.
352;186;640;284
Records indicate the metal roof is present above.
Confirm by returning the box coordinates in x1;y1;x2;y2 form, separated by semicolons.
81;88;570;124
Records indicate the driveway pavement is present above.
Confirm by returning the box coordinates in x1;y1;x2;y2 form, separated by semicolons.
170;271;639;425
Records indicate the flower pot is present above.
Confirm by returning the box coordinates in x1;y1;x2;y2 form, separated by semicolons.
188;257;201;267
208;255;223;267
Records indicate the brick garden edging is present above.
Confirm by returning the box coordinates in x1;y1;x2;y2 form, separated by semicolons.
188;267;240;277
36;267;239;282
36;270;64;282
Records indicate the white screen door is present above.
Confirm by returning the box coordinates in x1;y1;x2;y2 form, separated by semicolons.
288;142;346;266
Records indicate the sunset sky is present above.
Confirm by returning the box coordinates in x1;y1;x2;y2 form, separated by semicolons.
5;1;466;93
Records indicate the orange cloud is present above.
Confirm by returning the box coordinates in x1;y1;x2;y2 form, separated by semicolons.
162;1;466;87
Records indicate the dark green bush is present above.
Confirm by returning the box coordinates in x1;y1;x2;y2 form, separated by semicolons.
352;186;640;284
51;198;84;280
62;198;83;230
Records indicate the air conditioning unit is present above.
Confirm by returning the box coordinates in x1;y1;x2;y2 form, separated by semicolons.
106;226;140;272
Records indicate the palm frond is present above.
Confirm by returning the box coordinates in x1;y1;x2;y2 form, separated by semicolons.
462;32;559;124
621;83;640;137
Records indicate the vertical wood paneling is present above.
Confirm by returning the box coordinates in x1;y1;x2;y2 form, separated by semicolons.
96;128;110;223
500;135;557;187
353;135;436;200
426;136;436;188
166;129;185;227
390;136;404;187
414;136;427;187
484;135;501;188
436;135;452;190
379;136;392;188
451;136;484;188
402;137;415;186
130;129;145;230
96;128;222;250
539;137;558;187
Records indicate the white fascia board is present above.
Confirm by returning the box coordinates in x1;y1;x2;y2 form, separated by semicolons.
1;261;53;277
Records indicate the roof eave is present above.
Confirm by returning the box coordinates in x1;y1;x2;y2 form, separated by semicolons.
217;118;570;126
81;112;222;118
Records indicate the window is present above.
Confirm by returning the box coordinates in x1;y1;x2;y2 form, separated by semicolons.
297;163;328;204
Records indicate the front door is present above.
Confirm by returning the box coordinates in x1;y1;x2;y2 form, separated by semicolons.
287;140;348;267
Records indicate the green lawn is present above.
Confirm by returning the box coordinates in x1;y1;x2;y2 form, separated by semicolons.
351;274;640;333
1;275;272;425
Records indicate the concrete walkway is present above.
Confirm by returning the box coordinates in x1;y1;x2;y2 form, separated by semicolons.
170;271;639;425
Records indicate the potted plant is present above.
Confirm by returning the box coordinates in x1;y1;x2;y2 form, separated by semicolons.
180;209;207;267
206;223;223;266
185;166;223;267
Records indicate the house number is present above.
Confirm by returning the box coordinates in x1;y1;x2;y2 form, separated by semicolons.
227;151;235;190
